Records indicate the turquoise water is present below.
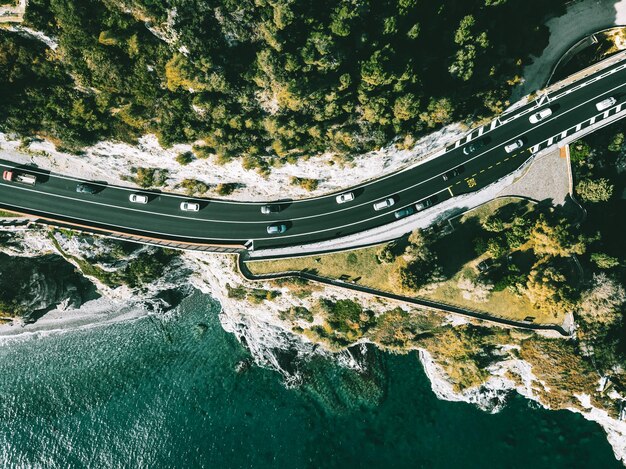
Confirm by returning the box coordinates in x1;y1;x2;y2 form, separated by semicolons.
0;292;620;468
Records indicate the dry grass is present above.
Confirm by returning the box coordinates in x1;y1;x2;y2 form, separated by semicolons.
0;209;25;218
247;245;399;292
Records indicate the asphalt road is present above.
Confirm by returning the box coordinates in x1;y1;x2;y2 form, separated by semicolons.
2;58;626;250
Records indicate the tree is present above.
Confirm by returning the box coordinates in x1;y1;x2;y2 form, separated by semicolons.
482;215;505;233
524;260;573;317
569;140;592;167
454;15;476;45
575;178;614;203
390;229;444;292
393;94;419;121
607;132;624;152
420;97;454;128
590;252;620;270
377;243;396;264
529;215;587;257
449;45;477;81
577;273;625;340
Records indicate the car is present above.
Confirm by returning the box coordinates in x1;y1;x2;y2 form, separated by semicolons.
477;258;495;273
596;97;617;111
266;223;287;234
528;108;552;124
260;204;281;214
180;201;200;212
462;139;486;156
335;192;355;204
129;193;148;204
415;196;437;212
442;165;464;181
394;206;416;219
373;197;395;211
76;183;98;194
504;139;524;153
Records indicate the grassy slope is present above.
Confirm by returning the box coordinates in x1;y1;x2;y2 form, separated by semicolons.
246;198;561;324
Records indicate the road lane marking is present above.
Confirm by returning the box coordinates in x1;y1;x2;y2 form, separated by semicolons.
5;66;626;218
447;186;454;196
3;60;626;242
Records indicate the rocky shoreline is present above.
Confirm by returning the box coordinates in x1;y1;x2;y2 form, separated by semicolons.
0;225;624;465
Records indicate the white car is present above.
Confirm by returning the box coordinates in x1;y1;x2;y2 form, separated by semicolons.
335;192;355;204
596;97;616;111
129;193;148;204
373;197;395;211
504;139;524;154
528;108;552;124
180;201;200;212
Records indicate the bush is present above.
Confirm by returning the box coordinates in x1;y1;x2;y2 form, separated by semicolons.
575;178;614;203
216;183;237;196
590;252;620;270
131;167;169;188
290;177;319;191
175;151;195;165
178;179;209;195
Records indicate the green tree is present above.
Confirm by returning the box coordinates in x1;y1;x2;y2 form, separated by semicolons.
525;259;573;318
420;97;454;128
576;178;614;203
454;15;476;45
590;252;620;270
608;132;624;152
529;215;587;257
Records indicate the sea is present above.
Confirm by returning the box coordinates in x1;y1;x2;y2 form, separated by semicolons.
0;291;620;468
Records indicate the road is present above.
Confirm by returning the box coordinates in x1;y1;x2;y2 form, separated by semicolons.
2;58;626;251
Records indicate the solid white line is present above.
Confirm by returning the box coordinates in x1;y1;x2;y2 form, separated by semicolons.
5;61;626;242
11;73;626;242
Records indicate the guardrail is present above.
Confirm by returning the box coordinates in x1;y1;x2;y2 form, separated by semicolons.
237;254;571;337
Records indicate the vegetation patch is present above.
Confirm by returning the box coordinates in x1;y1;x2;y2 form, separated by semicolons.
0;0;565;159
226;283;281;304
246;198;592;325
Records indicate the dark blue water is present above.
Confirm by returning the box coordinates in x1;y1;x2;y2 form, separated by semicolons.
0;292;619;468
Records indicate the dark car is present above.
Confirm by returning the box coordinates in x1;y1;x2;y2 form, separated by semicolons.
442;165;465;181
394;205;417;219
260;204;282;214
477;258;495;273
415;195;438;212
76;183;98;194
462;139;486;156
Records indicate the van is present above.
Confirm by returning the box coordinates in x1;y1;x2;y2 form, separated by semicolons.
596;97;616;112
373;197;395;211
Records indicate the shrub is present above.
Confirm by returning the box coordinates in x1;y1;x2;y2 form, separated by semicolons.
216;183;236;196
290;176;319;191
175;151;195;165
131;167;169;188
575;178;614;203
178;179;209;195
